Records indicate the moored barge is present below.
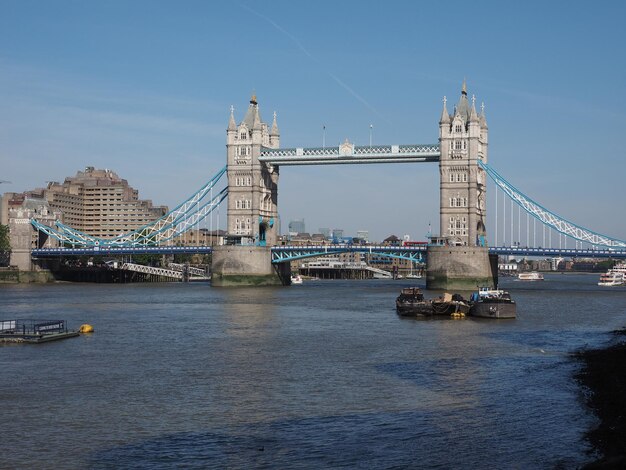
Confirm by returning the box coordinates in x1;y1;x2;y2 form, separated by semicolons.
469;287;516;319
0;319;80;343
396;287;434;317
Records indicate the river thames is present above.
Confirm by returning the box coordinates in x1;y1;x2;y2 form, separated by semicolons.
2;274;626;469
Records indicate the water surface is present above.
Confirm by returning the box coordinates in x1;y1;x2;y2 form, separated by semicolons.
2;274;625;468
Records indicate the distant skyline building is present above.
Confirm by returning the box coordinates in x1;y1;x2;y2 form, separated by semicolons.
288;218;305;235
319;228;331;239
356;230;369;242
332;228;344;240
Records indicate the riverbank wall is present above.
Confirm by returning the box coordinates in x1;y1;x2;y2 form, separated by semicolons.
0;268;55;283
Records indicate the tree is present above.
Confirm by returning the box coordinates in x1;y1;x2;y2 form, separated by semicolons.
0;224;10;267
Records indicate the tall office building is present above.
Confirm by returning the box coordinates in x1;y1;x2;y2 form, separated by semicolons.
288;218;305;235
356;230;369;242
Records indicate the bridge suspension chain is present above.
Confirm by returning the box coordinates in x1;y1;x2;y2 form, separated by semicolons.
480;161;626;249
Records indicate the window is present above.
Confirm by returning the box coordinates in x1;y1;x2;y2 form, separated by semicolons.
455;124;462;133
450;173;454;182
240;131;247;140
456;173;461;182
246;177;251;186
455;141;462;150
463;173;467;182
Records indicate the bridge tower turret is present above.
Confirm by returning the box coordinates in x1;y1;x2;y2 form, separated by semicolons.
438;80;488;247
225;94;280;246
427;81;494;290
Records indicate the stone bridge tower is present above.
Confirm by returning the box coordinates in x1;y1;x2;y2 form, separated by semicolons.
427;81;495;289
212;95;287;286
226;94;280;246
438;80;488;247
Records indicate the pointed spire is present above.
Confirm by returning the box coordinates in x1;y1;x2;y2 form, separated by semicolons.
270;111;279;135
439;96;450;124
228;105;236;131
479;101;488;128
469;94;478;122
253;102;262;130
454;79;470;121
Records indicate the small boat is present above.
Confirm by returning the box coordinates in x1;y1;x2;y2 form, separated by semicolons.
290;275;303;285
405;273;423;279
432;293;470;316
518;271;544;281
469;287;516;319
396;287;433;316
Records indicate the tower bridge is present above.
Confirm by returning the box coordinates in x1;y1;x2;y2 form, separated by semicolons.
24;82;626;287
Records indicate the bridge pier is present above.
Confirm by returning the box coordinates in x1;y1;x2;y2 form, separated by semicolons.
426;246;496;290
210;246;289;287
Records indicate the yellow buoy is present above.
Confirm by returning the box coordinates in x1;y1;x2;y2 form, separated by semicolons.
79;324;94;333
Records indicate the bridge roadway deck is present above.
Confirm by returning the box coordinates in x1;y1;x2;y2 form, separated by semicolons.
31;245;626;259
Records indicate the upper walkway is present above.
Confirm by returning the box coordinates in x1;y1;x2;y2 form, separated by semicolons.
259;144;440;166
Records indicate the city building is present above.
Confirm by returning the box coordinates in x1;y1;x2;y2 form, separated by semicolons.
10;167;168;239
331;228;344;240
319;228;331;239
288;218;305;236
356;230;369;243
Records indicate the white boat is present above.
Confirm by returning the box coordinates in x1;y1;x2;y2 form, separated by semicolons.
518;271;544;281
290;275;303;285
405;273;423;279
598;264;625;286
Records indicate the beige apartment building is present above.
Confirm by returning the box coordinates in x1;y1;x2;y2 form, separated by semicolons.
2;167;168;239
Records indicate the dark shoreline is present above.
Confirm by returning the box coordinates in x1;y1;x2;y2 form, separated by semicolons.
575;328;626;468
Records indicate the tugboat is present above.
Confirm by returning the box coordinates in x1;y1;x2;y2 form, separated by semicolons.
432;293;471;317
396;287;433;317
469;287;516;319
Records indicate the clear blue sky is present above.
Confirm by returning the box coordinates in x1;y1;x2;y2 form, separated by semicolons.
1;0;624;242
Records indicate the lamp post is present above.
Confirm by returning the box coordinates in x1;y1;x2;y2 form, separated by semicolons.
369;124;373;148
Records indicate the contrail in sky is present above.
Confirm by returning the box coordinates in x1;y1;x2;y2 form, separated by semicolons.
239;3;390;123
